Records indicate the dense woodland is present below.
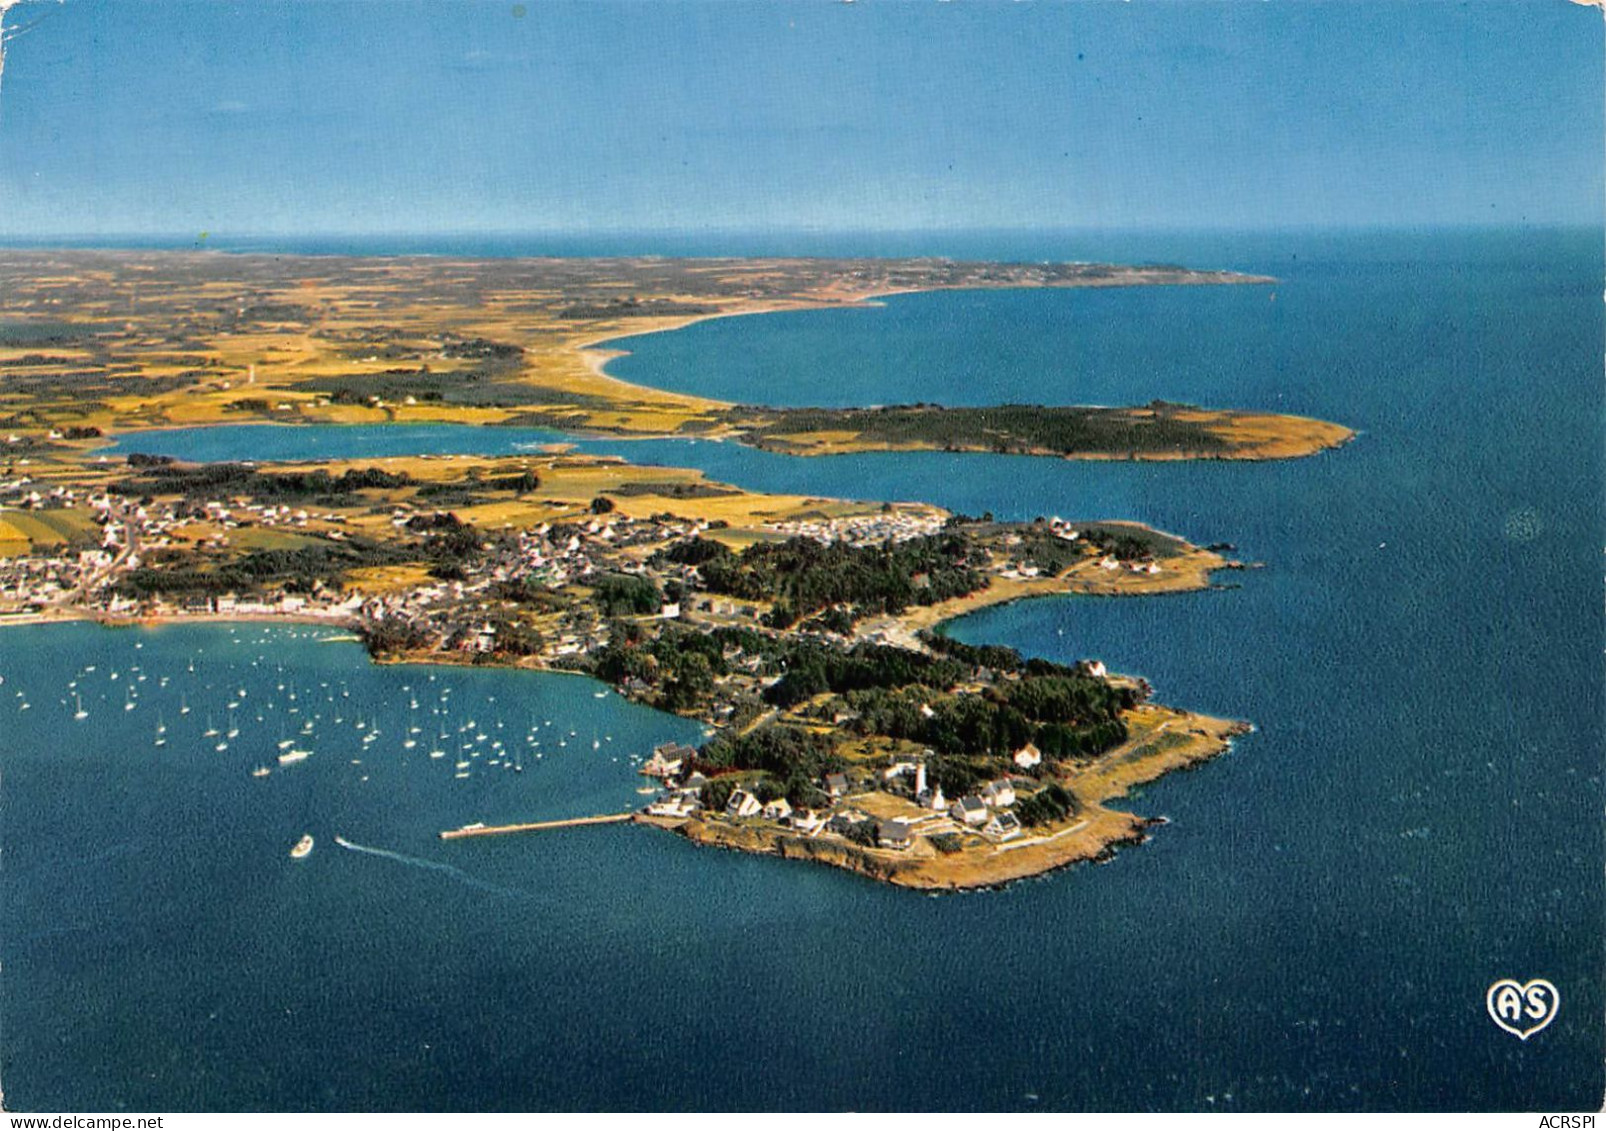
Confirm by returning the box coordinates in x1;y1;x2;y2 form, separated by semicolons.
658;533;988;628
743;401;1234;457
110;459;418;502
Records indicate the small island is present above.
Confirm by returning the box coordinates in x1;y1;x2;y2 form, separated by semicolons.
0;249;1348;889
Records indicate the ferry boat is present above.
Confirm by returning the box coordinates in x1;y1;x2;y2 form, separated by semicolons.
289;834;314;859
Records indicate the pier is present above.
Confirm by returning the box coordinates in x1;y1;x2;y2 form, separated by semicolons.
439;812;636;840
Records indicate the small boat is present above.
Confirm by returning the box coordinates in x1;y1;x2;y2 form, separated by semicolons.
251;766;271;778
279;748;311;765
290;834;314;859
73;694;87;721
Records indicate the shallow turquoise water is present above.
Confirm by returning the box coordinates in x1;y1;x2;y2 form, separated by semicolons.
15;227;1603;1110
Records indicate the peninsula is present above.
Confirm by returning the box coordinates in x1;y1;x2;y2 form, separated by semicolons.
0;249;1353;460
0;249;1350;889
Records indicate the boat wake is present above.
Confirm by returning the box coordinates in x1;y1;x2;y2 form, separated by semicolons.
332;835;524;898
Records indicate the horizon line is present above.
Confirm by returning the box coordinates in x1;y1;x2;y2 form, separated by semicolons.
0;219;1601;244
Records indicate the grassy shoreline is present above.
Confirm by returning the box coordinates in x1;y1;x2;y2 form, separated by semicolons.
648;707;1248;891
0;249;1351;462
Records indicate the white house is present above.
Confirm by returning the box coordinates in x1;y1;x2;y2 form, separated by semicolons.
1013;742;1042;769
762;797;793;822
788;809;825;834
983;811;1023;841
877;820;915;850
725;789;761;819
646;795;700;819
982;779;1016;808
950;796;989;826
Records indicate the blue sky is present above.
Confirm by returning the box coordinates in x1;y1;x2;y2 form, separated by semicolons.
0;0;1599;238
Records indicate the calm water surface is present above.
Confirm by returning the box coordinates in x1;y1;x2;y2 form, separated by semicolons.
10;227;1600;1110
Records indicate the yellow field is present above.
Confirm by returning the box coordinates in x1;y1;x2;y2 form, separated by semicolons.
0;508;99;555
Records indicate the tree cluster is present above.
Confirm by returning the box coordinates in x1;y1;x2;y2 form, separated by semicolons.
111;462;416;502
686;533;987;629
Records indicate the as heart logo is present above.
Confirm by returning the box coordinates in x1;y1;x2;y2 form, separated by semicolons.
1485;978;1559;1040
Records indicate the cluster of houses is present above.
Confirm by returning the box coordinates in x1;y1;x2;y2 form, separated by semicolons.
878;758;1028;843
0;472;722;650
639;741;1049;851
760;507;947;548
1101;555;1162;575
0;553;81;608
484;510;714;593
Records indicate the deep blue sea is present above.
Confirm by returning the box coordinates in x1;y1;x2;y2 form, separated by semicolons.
8;227;1601;1111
